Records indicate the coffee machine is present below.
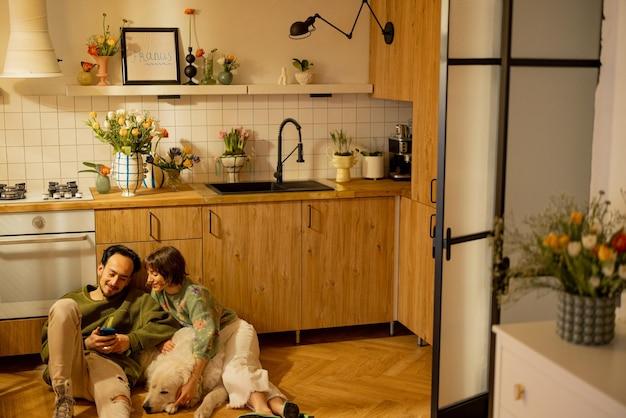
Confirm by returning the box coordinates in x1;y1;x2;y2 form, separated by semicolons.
389;124;412;180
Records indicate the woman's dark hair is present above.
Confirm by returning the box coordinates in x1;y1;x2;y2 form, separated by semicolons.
145;246;187;285
101;245;141;274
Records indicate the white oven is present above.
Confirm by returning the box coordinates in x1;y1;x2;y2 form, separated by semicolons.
0;209;96;320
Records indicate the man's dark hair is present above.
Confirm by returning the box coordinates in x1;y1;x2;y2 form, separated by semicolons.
145;246;187;285
101;245;142;275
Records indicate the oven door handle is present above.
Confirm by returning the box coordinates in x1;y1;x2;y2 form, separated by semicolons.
0;234;91;246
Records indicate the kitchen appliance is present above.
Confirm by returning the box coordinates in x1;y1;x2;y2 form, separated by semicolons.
0;181;95;320
0;181;93;203
389;124;412;180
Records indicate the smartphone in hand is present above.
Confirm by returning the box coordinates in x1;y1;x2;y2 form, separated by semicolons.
99;327;116;336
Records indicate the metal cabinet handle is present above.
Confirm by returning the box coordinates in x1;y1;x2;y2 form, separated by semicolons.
307;204;312;228
209;210;216;236
0;235;90;245
149;211;157;240
514;383;525;400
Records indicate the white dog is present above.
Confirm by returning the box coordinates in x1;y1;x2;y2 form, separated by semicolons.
142;327;228;417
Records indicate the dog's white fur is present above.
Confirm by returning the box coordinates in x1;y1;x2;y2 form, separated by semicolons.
141;327;228;417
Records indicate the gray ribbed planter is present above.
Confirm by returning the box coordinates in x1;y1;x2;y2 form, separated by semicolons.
556;291;616;345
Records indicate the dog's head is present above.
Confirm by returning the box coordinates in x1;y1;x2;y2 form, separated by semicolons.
142;360;201;414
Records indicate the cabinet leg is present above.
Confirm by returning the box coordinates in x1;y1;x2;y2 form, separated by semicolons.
389;321;395;336
295;330;300;345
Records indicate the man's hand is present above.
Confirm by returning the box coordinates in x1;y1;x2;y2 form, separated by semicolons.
84;327;131;354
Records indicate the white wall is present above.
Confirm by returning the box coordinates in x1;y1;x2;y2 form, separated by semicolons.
591;0;626;214
0;0;412;190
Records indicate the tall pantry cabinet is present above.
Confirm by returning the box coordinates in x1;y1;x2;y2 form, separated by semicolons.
370;0;441;344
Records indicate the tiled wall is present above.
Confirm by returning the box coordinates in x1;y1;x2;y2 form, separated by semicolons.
0;93;412;191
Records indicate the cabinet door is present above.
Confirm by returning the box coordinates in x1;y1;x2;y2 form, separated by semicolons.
203;202;301;334
398;197;435;343
96;239;203;290
95;206;202;243
302;197;395;329
369;0;417;101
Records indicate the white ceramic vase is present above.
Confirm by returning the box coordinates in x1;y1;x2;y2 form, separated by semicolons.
217;154;248;183
295;71;313;85
112;152;144;197
362;155;385;179
143;155;165;189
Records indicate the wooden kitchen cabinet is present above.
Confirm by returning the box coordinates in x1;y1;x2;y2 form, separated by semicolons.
398;197;435;344
301;197;395;330
202;202;302;334
95;206;203;288
370;0;440;347
370;0;440;205
0;317;47;356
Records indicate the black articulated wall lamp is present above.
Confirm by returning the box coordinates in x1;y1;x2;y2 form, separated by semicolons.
289;0;394;45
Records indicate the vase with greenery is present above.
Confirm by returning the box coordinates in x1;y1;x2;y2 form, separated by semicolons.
85;109;168;196
79;161;111;194
86;13;127;86
327;129;356;182
356;148;385;179
496;191;626;345
146;143;200;191
217;54;239;85
293;57;314;84
215;126;250;182
197;48;217;85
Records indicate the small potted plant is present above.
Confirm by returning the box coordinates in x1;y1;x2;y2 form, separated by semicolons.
215;126;251;183
327;129;356;182
293;58;314;85
79;161;111;194
356;148;385;180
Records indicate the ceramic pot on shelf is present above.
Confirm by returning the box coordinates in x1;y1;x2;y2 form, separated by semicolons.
218;71;233;85
295;71;313;85
93;56;110;86
77;71;94;86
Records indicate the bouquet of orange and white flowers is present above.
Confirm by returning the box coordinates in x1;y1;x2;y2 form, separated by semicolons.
497;191;626;301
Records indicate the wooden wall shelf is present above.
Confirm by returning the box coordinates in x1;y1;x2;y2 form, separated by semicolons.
65;83;373;97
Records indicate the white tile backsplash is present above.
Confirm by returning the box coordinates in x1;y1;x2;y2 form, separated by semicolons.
0;93;412;190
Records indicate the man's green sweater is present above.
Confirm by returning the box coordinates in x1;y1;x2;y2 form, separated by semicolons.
41;284;180;387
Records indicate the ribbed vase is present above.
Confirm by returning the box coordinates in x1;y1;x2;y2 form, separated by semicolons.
556;290;616;345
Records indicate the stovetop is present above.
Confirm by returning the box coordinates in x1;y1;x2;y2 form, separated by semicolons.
0;181;94;204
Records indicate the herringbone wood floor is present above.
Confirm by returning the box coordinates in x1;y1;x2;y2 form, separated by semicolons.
0;323;431;418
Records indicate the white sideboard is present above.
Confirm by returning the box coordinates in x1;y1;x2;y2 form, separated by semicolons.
492;320;626;418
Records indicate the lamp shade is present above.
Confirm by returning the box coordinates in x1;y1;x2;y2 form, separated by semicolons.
1;0;62;78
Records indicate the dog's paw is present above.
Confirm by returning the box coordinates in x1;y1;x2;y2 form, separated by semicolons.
164;403;178;415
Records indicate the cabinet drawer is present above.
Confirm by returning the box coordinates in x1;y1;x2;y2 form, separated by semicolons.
96;206;202;243
499;348;603;418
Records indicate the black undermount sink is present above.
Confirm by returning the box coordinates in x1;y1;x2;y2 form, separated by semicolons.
207;180;334;195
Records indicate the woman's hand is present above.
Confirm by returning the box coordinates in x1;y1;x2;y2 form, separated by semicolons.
158;339;176;354
174;375;200;408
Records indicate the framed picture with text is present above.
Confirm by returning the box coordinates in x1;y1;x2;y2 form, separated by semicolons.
121;28;180;85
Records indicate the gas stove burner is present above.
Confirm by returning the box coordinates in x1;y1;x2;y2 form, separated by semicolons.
48;181;79;199
0;183;27;200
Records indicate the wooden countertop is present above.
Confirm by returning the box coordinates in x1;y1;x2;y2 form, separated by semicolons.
0;179;411;212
